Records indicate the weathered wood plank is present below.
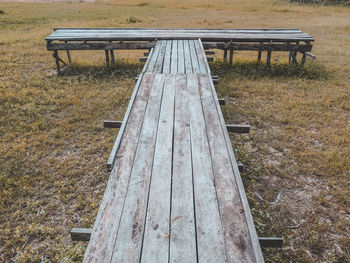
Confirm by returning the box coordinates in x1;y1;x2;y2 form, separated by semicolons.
187;73;227;262
169;74;197;263
103;120;122;128
171;40;178;74
198;74;258;262
226;124;250;133
71;228;92;241
141;74;176;262
146;41;161;73
198;38;265;262
194;40;208;74
183;40;193;73
163;40;172;74
189;40;200;73
154;41;167;73
84;73;155;263
177;40;185;74
111;74;165;263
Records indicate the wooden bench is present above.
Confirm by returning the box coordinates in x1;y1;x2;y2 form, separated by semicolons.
82;39;264;262
46;28;315;73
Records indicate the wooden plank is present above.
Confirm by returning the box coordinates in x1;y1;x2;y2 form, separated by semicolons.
47;42;313;53
226;124;250;133
146;41;161;73
198;38;265;262
198;74;258;262
169;74;197;263
84;73;155;263
171;40;178;74
177;40;185;74
162;40;172;74
194;40;208;74
188;40;200;73
186;73;227;262
111;74;165;263
106;47;156;170
141;74;176;262
104;120;122;128
259;237;283;248
71;228;92;241
183;40;192;73
154;41;167;73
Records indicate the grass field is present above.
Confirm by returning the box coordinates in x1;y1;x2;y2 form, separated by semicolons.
0;0;349;262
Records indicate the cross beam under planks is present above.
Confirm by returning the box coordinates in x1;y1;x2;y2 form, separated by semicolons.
46;28;315;73
83;39;264;262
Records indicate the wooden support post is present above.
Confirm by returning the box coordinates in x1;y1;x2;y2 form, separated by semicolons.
218;98;226;106
143;52;149;56
229;49;234;67
291;51;298;65
301;53;306;66
267;41;272;66
110;49;115;66
259;237;283;248
226;124;250;133
224;49;227;60
237;161;244;172
65;42;72;64
257;42;262;61
53;50;60;74
71;228;92;241
207;57;214;62
212;76;219;85
103;120;122;128
105;50;110;68
139;57;147;62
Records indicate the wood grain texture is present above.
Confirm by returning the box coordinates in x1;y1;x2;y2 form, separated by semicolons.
111;74;165;263
169;74;197;263
187;73;227;262
141;74;176;262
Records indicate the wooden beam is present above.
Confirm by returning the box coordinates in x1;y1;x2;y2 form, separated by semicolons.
71;227;282;248
237;161;244;172
104;120;122;128
304;52;316;59
226;124;250;133
258;237;283;248
218;98;226;105
71;228;92;241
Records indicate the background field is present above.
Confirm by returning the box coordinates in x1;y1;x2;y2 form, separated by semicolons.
0;0;349;262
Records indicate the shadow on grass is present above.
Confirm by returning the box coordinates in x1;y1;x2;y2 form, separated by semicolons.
210;59;331;80
60;60;144;80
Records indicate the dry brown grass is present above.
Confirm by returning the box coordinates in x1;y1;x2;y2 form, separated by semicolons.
0;1;349;262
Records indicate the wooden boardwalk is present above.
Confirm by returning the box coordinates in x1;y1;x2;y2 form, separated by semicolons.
83;39;264;262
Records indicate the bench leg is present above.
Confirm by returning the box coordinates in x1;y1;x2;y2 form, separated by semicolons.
110;49;115;66
301;53;307;66
66;50;72;64
105;50;110;68
229;49;233;67
257;50;262;61
53;50;60;74
266;50;271;66
224;49;227;60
